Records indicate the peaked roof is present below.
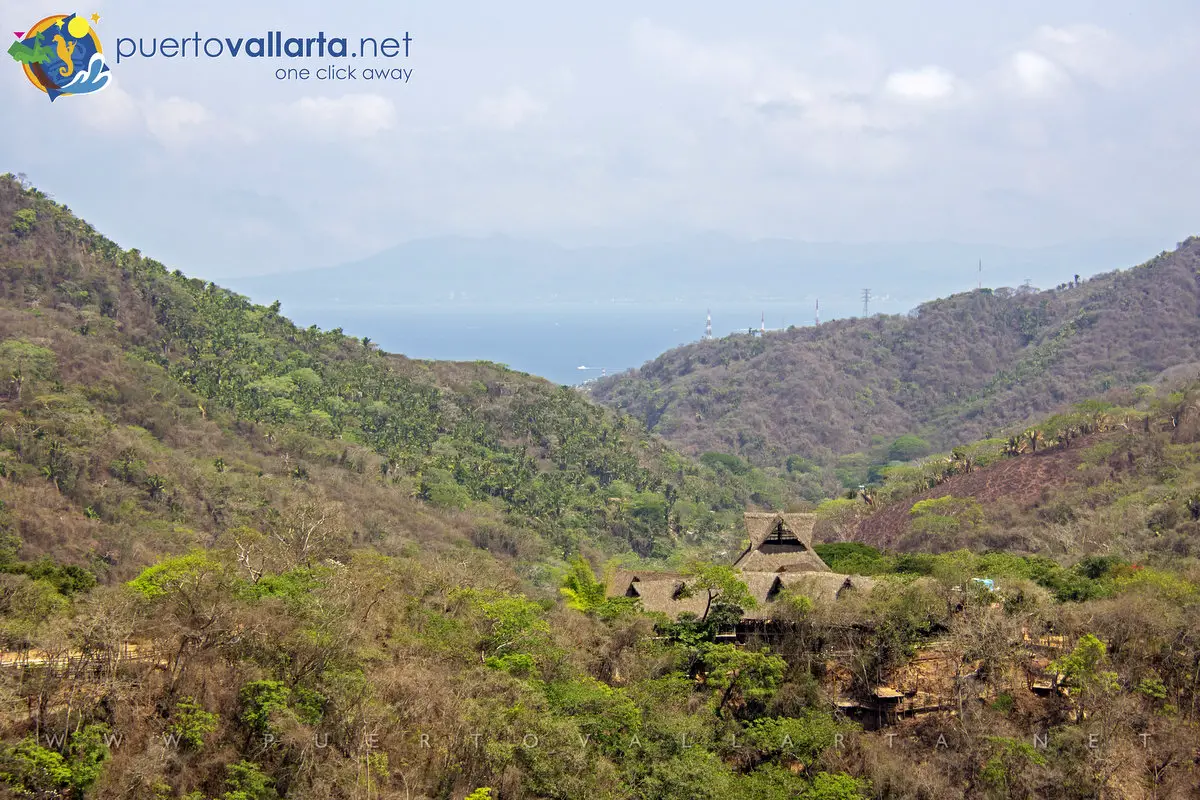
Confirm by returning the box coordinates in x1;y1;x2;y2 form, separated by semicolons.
734;512;831;573
603;512;862;620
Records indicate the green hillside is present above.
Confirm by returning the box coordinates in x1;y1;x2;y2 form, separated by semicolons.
0;174;796;572
0;176;1197;799
589;242;1200;474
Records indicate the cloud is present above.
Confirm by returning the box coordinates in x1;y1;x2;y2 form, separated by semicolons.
1004;50;1071;99
1030;24;1130;88
279;94;398;140
883;66;957;102
75;84;141;133
474;87;546;130
143;97;212;147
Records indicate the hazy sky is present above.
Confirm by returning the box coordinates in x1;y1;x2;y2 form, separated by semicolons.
3;1;1199;278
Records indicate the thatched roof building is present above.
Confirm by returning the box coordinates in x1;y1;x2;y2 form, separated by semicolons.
607;512;873;621
734;512;832;573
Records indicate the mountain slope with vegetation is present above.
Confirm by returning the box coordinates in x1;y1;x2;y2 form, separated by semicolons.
0;176;1197;799
589;241;1200;470
0;174;881;800
0;174;797;570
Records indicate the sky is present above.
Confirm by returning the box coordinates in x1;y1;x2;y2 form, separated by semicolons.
2;1;1199;280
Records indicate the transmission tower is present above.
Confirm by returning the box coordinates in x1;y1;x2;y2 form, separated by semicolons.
815;298;820;326
861;288;871;317
705;309;712;340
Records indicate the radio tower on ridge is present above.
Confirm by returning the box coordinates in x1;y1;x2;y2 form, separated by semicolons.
862;288;872;317
815;298;820;326
705;309;712;340
760;312;765;334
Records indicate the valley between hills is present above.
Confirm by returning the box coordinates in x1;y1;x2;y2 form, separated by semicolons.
0;174;1197;799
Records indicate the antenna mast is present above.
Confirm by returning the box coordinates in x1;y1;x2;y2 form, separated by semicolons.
705;309;712;340
861;288;871;317
815;298;820;326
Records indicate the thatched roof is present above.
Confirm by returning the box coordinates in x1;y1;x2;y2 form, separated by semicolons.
780;572;874;603
603;512;870;621
606;570;684;599
744;512;816;548
734;512;831;573
626;579;711;619
740;572;875;619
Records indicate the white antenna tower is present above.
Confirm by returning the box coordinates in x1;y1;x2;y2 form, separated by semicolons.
705;309;712;340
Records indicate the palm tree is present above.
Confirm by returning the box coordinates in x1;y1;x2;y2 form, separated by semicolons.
145;474;168;501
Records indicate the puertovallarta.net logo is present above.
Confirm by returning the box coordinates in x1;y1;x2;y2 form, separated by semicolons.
8;12;110;101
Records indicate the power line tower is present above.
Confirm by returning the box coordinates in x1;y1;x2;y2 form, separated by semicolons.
861;288;871;317
705;309;712;340
815;298;820;326
978;259;982;290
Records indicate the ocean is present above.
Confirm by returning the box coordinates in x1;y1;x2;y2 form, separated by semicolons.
277;303;843;386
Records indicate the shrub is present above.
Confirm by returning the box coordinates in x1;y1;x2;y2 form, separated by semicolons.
10;208;35;236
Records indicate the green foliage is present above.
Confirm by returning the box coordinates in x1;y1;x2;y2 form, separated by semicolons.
637;748;734;800
699;643;785;716
465;790;493;800
700;452;750;475
543;677;641;750
221;760;278;800
1;558;96;596
979;737;1046;796
1052;634;1119;698
679;562;756;621
559;556;606;611
1136;675;1168;701
169;697;219;750
0;738;73;795
11;208;37;236
888;434;932;462
743;711;848;764
0;338;57;397
457;588;551;663
238;680;293;735
0;724;112;796
803;773;871;800
814;542;890;575
127;552;222;600
909;495;984;537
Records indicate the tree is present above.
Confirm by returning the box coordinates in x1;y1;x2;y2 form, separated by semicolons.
559;556;606;612
270;496;348;570
0;339;56;400
680;563;756;622
888;435;932;462
10;208;35;236
1052;633;1119;722
701;643;785;717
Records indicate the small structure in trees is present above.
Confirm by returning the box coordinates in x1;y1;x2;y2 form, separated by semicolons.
607;512;873;622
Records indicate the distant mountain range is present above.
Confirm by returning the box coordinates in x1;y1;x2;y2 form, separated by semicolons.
227;234;1171;317
587;238;1200;467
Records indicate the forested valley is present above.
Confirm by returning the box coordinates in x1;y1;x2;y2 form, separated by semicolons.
0;174;1197;799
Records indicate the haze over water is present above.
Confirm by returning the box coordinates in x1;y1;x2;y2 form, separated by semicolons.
277;304;832;386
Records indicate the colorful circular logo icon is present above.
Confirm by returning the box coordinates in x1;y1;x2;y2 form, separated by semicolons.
8;12;110;101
